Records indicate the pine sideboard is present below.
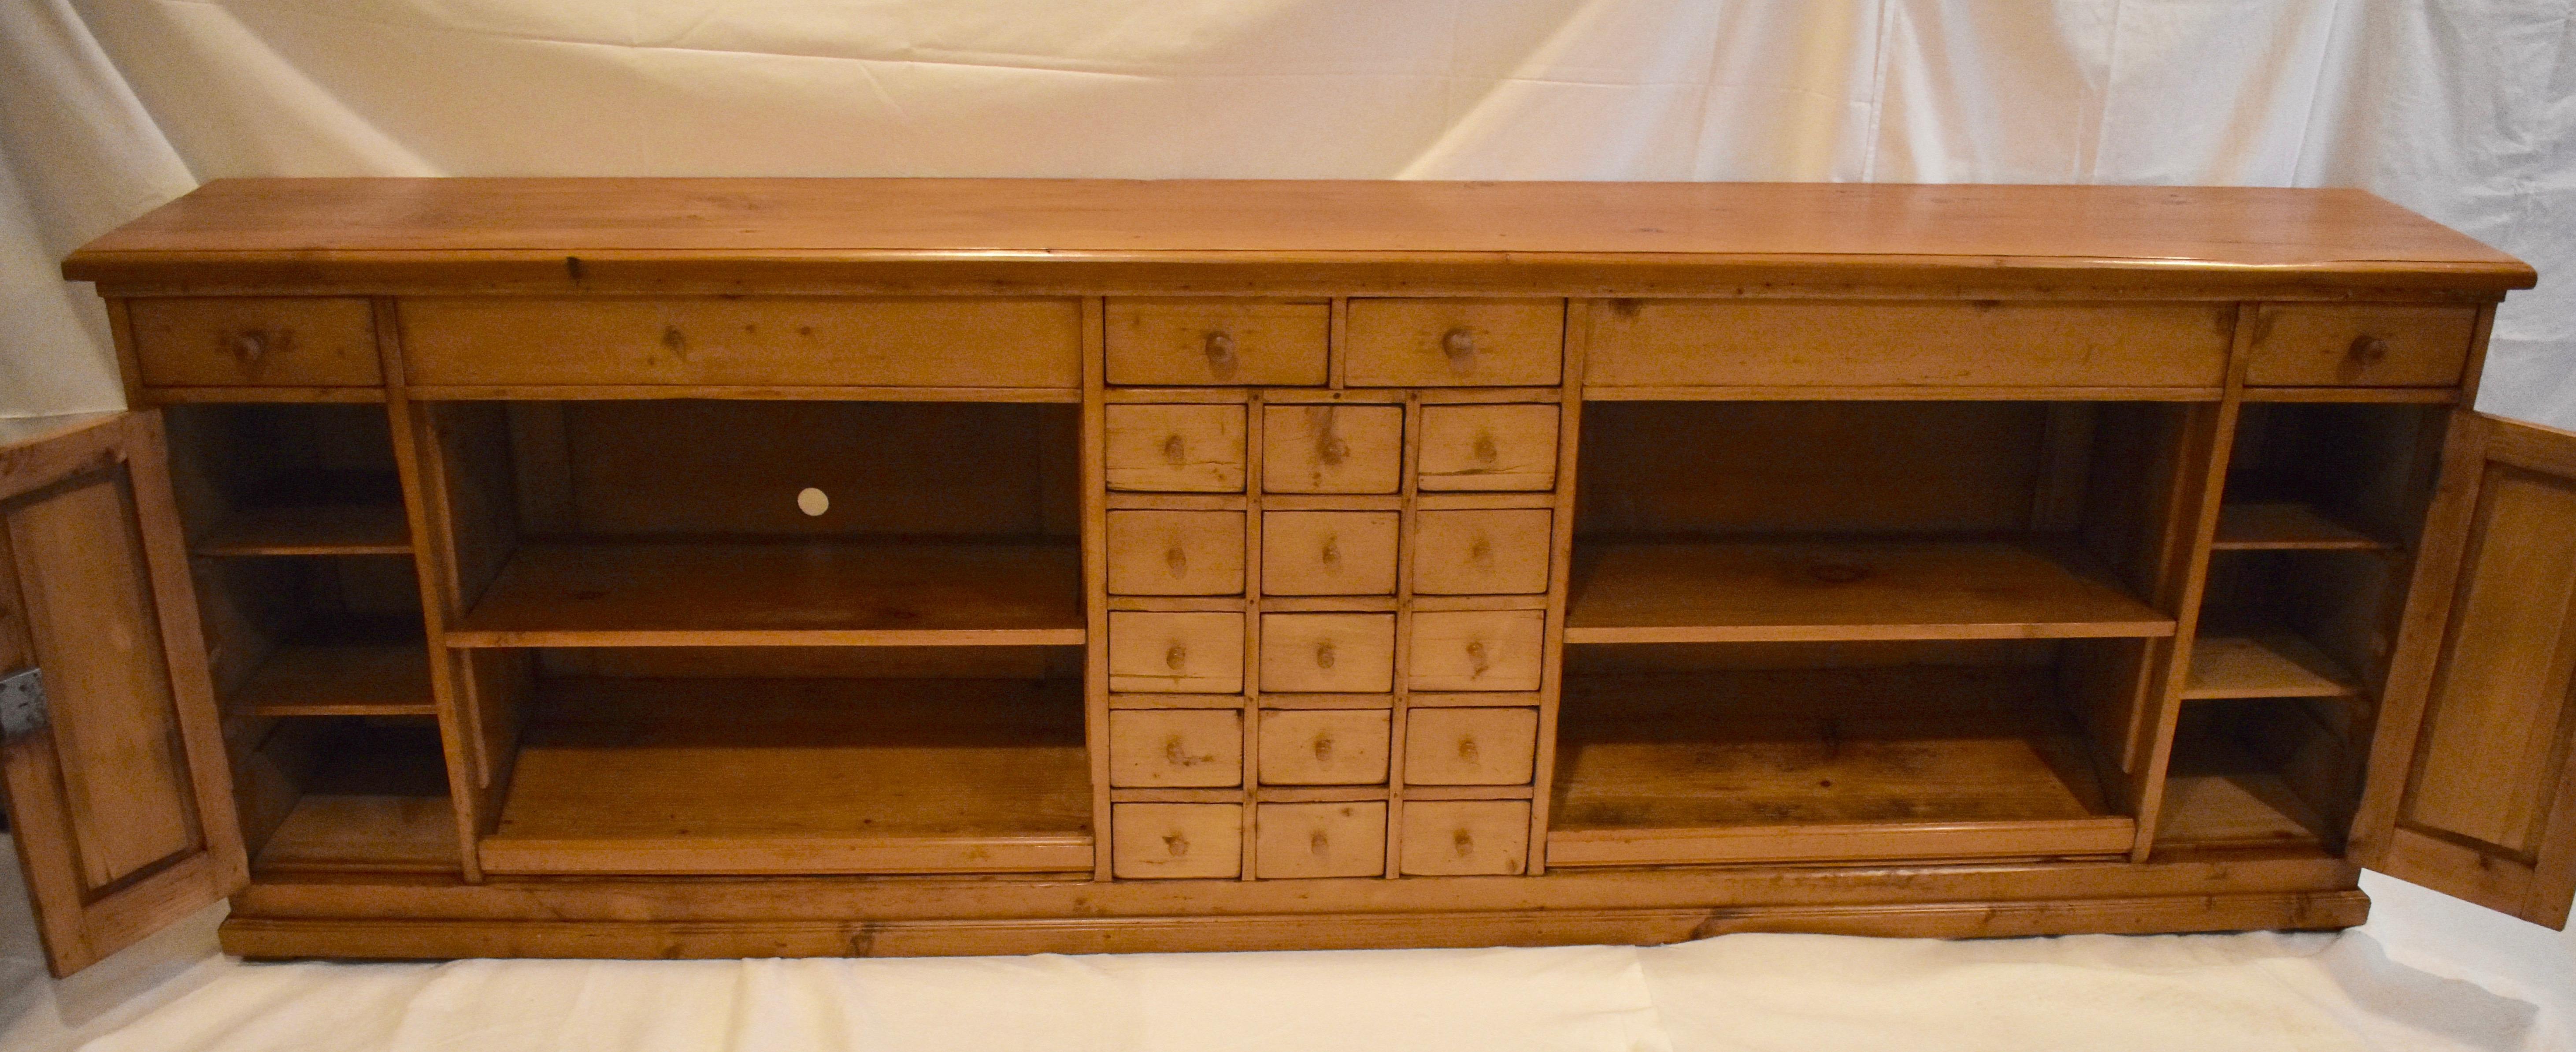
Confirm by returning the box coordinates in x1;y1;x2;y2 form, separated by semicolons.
2;178;2568;975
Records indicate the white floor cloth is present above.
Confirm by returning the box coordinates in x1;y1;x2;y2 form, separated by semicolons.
2;840;2570;1052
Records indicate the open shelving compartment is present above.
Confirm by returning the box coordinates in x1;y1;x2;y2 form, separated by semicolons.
2157;401;2445;855
416;399;1092;876
163;403;457;876
1555;401;2196;867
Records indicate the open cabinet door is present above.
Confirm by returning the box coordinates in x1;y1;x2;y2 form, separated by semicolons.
0;412;246;976
2352;412;2576;928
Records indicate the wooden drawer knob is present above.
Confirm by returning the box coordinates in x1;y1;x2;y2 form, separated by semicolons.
1204;331;1237;373
1471;432;1499;465
1310;732;1335;762
1456;735;1480;763
1314;640;1337;669
1451;828;1475;857
1468;535;1493;566
1441;327;1476;365
1320;536;1342;566
1309;830;1332;856
1161;434;1187;465
2348;334;2391;364
1164;643;1189;670
1465;639;1490;676
1163;831;1191;857
231;331;269;363
1164;545;1189;576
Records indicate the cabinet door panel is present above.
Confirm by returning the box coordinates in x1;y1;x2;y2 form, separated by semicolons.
0;413;244;976
2356;413;2576;927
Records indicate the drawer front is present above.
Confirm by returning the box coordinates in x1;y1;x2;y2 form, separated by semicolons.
1260;613;1396;693
1258;709;1391;785
2245;304;2478;387
1416;405;1558;491
1107;299;1329;386
1255;801;1387;879
126;297;380;387
402;297;1082;388
1409;610;1546;691
1263;404;1403;494
1109;709;1244;788
1402;707;1539;786
1107;510;1245;596
1108;611;1244;693
1346;298;1565;387
1106;405;1246;493
1398;800;1529;876
1261;511;1400;596
1587;300;2232;389
1412;509;1552;595
1112;803;1242;879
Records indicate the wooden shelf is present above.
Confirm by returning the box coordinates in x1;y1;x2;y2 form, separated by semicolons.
194;503;412;557
446;541;1086;647
480;677;1093;874
2154;772;2328;850
231;643;437;717
1564;539;2175;644
252;721;458;874
2211;503;2389;551
2182;633;2359;700
1546;668;2135;866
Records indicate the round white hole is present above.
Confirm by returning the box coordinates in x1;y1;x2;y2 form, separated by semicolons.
796;487;830;517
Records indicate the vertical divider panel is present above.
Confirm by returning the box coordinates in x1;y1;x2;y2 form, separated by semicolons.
1082;298;1115;882
1240;390;1266;881
1525;299;1586;874
1385;389;1424;877
2126;305;2253;858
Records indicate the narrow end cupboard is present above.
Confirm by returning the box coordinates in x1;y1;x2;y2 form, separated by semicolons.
5;178;2569;973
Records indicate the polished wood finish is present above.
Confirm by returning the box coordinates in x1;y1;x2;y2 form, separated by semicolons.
18;178;2566;970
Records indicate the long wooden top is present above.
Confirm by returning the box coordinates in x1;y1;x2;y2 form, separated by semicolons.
64;178;2534;296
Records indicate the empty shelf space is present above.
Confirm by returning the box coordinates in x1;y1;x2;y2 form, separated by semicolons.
194;502;412;557
446;541;1085;647
1548;667;2134;866
2211;503;2388;551
480;677;1093;875
2183;633;2359;700
231;643;437;717
1564;539;2175;644
248;720;458;875
2154;772;2328;851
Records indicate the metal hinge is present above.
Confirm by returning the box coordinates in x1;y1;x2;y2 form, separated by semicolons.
0;668;48;743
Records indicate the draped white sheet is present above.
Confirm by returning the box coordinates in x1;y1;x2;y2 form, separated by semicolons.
3;3;2575;1049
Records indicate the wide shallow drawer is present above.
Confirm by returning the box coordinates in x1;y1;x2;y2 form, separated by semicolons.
1259;709;1391;785
1254;801;1387;879
1262;511;1400;596
1106;405;1246;493
1399;800;1529;876
1412;509;1552;595
2244;304;2478;386
1587;300;2231;390
1112;803;1242;879
1416;405;1558;491
1108;299;1328;386
126;297;380;387
401;297;1082;388
1109;709;1244;788
1107;510;1245;596
1403;707;1540;786
1264;404;1403;494
1408;610;1546;691
1346;299;1564;387
1260;612;1397;693
1108;611;1245;693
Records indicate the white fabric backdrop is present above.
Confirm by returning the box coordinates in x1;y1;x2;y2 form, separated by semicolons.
4;2;2576;1049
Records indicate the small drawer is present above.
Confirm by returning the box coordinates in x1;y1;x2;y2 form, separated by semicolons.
1263;404;1403;494
1398;800;1529;876
1412;509;1552;595
1259;709;1391;785
1109;709;1244;788
402;297;1082;388
126;297;380;387
2245;304;2479;387
1346;298;1564;387
1112;803;1242;879
1416;405;1558;491
1106;405;1246;493
1409;610;1545;691
1402;708;1539;786
1108;611;1244;693
1260;613;1396;693
1107;510;1245;596
1107;299;1329;386
1262;511;1400;596
1255;801;1387;879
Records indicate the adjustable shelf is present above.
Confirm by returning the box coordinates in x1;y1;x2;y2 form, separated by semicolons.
230;642;437;717
1564;539;2175;644
195;502;412;557
478;676;1093;875
2182;632;2359;701
2211;503;2389;552
444;541;1086;647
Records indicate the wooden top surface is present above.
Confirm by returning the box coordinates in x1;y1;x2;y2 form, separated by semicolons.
64;178;2534;293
